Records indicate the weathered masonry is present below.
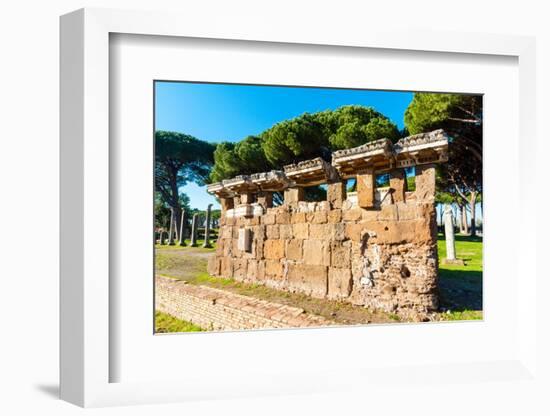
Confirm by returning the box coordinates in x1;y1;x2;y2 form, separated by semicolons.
207;130;449;315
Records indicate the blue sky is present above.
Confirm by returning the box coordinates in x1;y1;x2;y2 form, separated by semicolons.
155;81;414;210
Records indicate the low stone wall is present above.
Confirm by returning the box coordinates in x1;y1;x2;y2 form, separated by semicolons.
208;165;439;314
155;276;333;331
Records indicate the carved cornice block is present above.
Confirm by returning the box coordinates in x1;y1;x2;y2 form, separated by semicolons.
284;157;339;186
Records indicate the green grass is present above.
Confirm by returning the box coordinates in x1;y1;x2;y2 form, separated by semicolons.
437;233;483;320
155;311;203;333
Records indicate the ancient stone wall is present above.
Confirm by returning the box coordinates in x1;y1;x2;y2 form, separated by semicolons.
207;130;448;315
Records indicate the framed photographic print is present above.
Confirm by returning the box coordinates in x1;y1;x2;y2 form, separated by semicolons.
60;7;539;408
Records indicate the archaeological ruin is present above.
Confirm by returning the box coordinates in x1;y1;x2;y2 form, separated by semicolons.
206;129;449;315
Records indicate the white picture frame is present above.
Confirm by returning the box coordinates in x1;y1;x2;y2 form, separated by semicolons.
60;7;539;408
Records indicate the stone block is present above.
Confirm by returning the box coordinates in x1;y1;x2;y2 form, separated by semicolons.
309;223;329;240
331;241;351;268
284;187;304;203
291;212;307;223
379;204;399;221
343;207;363;222
264;239;285;259
317;201;331;211
288;264;328;298
345;223;366;242
279;224;293;239
286;239;303;261
327;209;342;223
396;202;417;220
221;226;233;239
220;257;234;277
231;239;242;257
238;228;252;252
223;239;232;257
414;218;437;244
265;259;283;279
257;192;273;208
311;211;328;224
262;213;276;225
362;220;417;244
215;239;224;256
389;169;407;203
276;211;291;224
233;259;248;281
415;164;436;202
357;170;375;208
303;240;330;266
328;268;353;299
207;256;220;275
327;181;346;209
330;223;346;241
266;224;280;239
246;259;259;280
292;222;309;239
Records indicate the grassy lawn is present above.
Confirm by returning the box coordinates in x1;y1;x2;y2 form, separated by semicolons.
155;311;203;333
437;233;483;321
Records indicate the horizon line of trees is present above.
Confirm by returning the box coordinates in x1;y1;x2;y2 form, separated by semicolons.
155;95;482;237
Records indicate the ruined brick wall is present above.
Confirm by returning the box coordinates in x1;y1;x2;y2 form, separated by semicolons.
208;164;439;315
156;276;332;330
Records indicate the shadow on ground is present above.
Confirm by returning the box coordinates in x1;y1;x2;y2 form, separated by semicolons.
438;269;482;311
34;383;59;399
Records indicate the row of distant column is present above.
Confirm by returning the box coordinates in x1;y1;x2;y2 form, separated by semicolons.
158;203;213;248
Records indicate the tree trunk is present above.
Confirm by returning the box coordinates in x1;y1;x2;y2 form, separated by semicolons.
461;204;468;235
202;204;213;248
168;208;175;245
178;211;187;246
166;167;182;242
469;191;477;237
190;214;199;247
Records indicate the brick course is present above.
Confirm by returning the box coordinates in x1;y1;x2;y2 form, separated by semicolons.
156;276;333;331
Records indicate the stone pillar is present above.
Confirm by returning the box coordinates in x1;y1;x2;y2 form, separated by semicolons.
357;169;375;209
327;181;346;209
257;192;273;209
178;210;187;246
389;169;407;203
284;187;304;204
415;164;436;202
443;203;458;263
202;204;213;248
443;204;456;260
168;208;175;245
233;195;241;207
190;213;199;247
